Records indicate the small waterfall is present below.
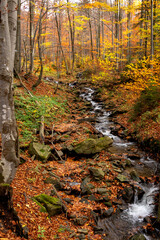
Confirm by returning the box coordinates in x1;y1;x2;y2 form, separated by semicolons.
127;184;158;222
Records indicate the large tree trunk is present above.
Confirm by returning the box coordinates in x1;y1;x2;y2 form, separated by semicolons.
0;0;20;183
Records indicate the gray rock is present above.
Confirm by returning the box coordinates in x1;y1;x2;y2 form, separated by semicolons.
127;153;141;160
29;142;51;162
72;136;113;155
89;167;105;180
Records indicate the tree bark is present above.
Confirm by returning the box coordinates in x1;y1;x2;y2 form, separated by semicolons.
14;0;21;73
0;0;20;183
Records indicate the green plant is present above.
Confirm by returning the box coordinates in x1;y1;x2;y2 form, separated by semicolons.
14;93;67;143
130;85;160;121
38;226;45;239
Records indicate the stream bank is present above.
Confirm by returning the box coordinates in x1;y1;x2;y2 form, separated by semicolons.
2;77;159;240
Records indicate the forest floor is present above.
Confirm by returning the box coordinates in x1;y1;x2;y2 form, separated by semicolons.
0;74;159;240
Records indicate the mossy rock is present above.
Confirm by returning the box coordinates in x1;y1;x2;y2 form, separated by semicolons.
73;136;113;155
89;167;105;180
29;142;51;162
129;234;146;240
33;194;62;216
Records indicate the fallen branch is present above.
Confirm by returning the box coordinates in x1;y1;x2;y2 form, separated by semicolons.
14;68;33;97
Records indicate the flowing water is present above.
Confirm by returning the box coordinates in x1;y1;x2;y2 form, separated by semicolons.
80;87;159;239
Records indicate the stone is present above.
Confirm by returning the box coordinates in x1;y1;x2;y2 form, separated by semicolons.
122;186;134;203
130;170;140;182
33;194;62;216
127;153;141;160
77;229;88;235
102;207;114;217
88;194;97;201
29;142;51;162
104;201;112;207
89;167;105;180
97;188;107;195
129;234;146;240
103;195;110;202
80;177;92;195
63;198;73;204
74;216;88;226
72;136;113;155
116;174;129;183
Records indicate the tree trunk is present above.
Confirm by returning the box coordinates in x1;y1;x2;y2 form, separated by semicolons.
0;0;20;183
127;0;131;63
14;0;21;73
32;7;43;89
29;0;35;73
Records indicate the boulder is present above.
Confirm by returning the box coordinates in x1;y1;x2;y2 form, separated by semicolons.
33;194;62;216
29;142;51;162
89;167;105;180
72;136;113;155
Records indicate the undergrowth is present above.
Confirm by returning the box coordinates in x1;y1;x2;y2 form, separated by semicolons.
14;93;67;143
130;85;160;121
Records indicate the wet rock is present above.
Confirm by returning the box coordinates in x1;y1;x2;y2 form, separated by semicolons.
130;170;140;182
122;186;134;203
116;174;129;183
72;136;113;155
135;186;145;200
33;194;62;216
89;167;105;180
29;142;51;162
127;153;141;160
129;234;146;240
102;207;114;217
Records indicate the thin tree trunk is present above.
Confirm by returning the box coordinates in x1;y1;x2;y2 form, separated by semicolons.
127;0;131;63
151;0;154;63
55;11;69;74
32;7;43;89
14;0;21;73
88;10;94;60
29;0;35;73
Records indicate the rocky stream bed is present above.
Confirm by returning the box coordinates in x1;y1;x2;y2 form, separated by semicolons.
26;82;160;240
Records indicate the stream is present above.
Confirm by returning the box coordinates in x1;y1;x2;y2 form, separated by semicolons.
79;87;159;240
